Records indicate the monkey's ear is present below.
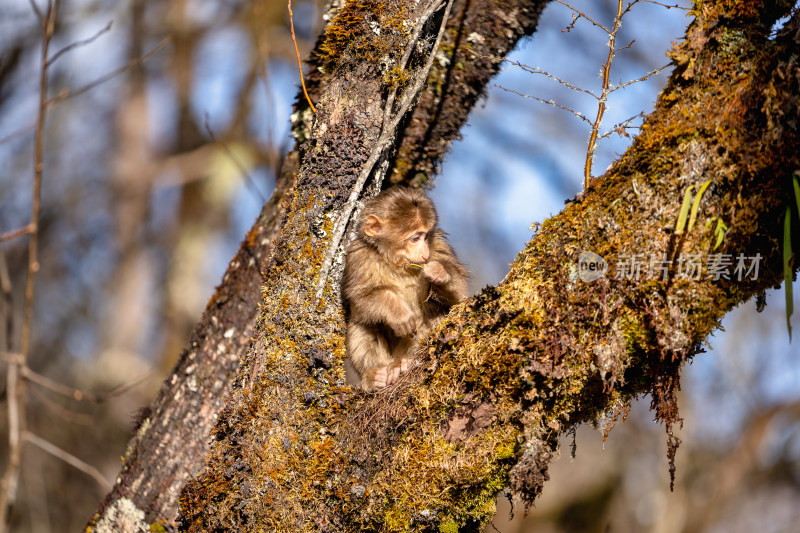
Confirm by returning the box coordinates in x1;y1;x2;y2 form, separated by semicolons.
364;215;384;237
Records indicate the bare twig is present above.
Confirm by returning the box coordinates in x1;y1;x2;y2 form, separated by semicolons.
0;254;12;354
503;58;599;98
0;224;35;243
0;3;58;530
598;112;645;140
28;0;44;25
583;0;624;188
553;0;610;33
45;37;169;106
493;84;593;126
640;0;689;9
22;365;151;403
0;32;161;149
0;122;36;147
23;432;111;491
616;38;636;53
48;20;113;66
1;363;21;521
314;0;455;301
609;62;671;92
497;0;672;189
28;385;94;426
21;0;55;379
288;0;316;113
22;368;95;401
0;353;25;365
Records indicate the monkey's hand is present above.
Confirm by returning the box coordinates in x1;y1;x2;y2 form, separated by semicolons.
422;260;450;285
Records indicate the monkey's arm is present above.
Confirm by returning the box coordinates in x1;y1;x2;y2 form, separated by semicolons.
424;232;468;306
348;286;417;337
343;247;417;336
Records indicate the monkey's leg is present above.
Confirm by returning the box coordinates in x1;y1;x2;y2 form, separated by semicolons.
383;334;421;385
346;323;393;392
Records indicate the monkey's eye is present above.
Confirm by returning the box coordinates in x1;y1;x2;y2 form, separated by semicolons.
408;232;426;243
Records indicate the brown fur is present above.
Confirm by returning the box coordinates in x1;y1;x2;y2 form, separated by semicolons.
342;188;467;391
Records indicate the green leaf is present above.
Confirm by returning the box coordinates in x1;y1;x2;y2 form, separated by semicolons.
784;206;793;341
793;171;800;221
674;185;695;235
687;178;712;233
713;219;728;250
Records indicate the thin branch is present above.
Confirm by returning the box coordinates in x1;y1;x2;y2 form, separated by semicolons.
0;38;163;148
584;0;624;188
615;38;636;53
0;254;12;354
288;0;316;113
45;37;169;107
491;1;670;190
314;0;455;301
203;116;267;203
23;432;112;491
0;3;58;530
640;0;690;9
598;112;644;140
609;62;671;92
1;363;21;521
21;0;55;371
0;353;25;365
0;224;35;243
623;0;641;16
47;20;113;67
502;57;599;99
28;385;94;426
22;368;91;401
553;0;610;33
0;122;36;147
28;0;44;26
494;84;593;126
22;366;151;403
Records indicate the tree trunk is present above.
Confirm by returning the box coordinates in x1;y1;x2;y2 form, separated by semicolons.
89;0;547;529
91;0;800;531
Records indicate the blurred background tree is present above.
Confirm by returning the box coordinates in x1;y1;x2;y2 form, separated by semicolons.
0;0;797;531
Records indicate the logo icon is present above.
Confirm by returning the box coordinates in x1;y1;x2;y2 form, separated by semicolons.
578;251;607;282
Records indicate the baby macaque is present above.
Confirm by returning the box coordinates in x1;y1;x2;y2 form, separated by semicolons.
342;187;467;391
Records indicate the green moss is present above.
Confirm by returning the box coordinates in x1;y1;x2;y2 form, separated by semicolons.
438;519;459;533
317;0;412;87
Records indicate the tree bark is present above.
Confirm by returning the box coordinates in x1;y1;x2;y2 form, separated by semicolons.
92;0;800;531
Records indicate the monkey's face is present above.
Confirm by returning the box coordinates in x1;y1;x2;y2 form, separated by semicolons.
363;212;432;266
399;228;431;265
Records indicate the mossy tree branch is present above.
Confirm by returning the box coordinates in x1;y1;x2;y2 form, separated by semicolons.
177;2;800;531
